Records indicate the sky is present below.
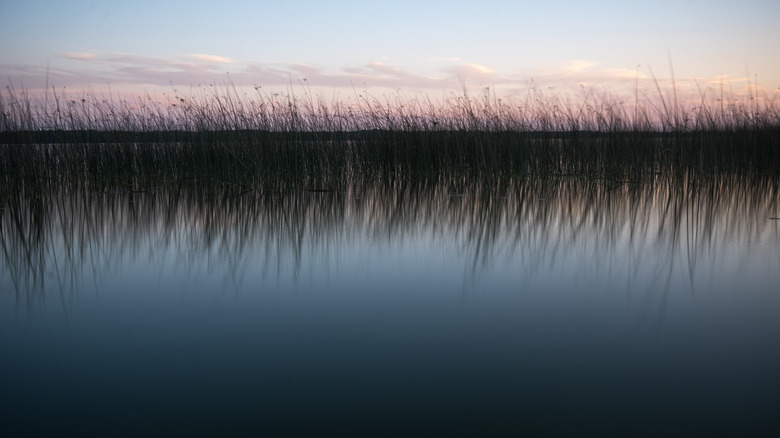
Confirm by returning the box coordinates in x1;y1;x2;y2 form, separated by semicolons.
2;0;779;105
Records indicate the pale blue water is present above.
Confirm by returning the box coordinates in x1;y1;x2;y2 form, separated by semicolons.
2;176;779;436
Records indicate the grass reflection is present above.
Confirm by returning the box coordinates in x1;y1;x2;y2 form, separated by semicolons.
2;171;778;320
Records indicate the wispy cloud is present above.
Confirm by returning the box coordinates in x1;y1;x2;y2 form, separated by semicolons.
187;54;233;64
7;52;240;91
64;52;99;60
451;63;494;77
2;52;771;104
563;60;596;73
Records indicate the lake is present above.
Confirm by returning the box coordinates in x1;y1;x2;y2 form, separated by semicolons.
2;172;779;436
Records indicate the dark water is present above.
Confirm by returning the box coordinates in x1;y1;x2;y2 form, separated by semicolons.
2;174;779;436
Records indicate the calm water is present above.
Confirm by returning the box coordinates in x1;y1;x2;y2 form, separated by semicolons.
2;174;779;436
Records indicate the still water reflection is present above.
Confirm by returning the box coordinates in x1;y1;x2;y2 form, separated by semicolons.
2;174;779;436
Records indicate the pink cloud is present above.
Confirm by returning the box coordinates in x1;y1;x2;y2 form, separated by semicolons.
187;54;233;64
63;52;99;60
3;52;775;115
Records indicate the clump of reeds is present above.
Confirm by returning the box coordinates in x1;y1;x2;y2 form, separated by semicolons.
1;78;779;194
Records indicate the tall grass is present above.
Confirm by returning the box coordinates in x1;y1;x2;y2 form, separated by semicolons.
1;79;779;194
3;80;779;132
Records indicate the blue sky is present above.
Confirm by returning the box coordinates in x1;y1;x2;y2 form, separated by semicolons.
2;0;779;101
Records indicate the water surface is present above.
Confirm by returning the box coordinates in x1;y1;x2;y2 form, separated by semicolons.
2;174;779;436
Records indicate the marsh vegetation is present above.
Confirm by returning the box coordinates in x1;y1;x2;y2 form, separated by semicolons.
1;81;778;196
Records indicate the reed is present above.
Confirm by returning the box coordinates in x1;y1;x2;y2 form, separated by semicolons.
1;80;779;194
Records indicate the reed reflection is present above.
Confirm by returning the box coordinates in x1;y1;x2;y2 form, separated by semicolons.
2;173;778;319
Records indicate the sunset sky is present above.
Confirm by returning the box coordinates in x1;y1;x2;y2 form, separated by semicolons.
2;0;779;103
